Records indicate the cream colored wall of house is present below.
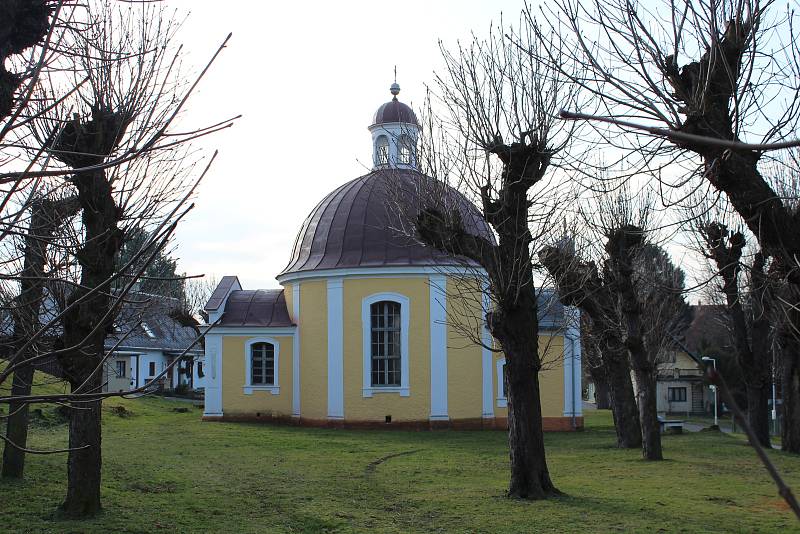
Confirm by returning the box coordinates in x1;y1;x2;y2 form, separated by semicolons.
446;277;484;420
221;335;293;416
299;280;328;420
342;277;431;422
493;335;565;419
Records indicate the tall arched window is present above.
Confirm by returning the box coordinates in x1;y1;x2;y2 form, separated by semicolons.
398;134;413;165
376;135;389;166
250;342;275;386
370;301;401;386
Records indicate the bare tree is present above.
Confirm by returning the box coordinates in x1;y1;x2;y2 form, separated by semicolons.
411;15;585;499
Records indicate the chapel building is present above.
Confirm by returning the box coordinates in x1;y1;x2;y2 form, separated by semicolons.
201;84;583;430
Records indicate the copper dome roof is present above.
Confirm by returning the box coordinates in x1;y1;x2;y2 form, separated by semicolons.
280;169;494;276
372;99;419;126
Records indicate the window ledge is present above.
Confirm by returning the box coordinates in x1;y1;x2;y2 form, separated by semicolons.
362;386;409;398
496;397;507;408
244;385;280;395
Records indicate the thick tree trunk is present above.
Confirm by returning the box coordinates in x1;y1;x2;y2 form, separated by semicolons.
493;306;558;499
606;227;663;460
746;382;772;448
61;372;103;518
605;348;642;449
1;365;35;478
593;380;610;410
781;346;800;454
633;369;662;460
56;165;122;516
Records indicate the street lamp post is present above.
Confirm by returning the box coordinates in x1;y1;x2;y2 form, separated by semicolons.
702;356;718;427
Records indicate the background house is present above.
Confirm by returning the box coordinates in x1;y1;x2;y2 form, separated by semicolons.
103;295;205;393
1;291;204;394
655;349;708;415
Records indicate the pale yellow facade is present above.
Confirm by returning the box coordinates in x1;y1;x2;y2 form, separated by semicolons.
206;272;579;429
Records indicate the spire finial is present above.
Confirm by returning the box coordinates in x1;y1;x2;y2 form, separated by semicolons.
390;66;400;101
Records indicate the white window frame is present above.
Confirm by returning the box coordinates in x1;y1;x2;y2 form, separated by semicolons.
244;337;280;395
362;292;410;397
496;358;507;408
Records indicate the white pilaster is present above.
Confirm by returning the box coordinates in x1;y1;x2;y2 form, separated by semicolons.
327;278;344;419
203;333;223;417
292;282;301;417
429;275;448;421
563;306;582;417
481;282;494;418
570;307;583;417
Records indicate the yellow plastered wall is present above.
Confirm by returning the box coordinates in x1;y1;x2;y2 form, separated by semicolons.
343;277;431;421
299;280;327;419
493;334;565;419
284;283;294;321
446;277;484;420
222;335;293;416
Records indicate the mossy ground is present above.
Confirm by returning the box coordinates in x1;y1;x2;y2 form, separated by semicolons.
1;374;798;533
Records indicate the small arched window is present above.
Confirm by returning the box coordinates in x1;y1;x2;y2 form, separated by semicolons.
398;135;413;165
250;342;275;386
370;301;401;386
376;135;389;166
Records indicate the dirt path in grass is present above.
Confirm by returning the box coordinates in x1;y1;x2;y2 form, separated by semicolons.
365;449;421;475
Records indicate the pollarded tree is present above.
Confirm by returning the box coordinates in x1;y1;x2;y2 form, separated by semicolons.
413;15;585;499
697;222;773;447
539;240;642;449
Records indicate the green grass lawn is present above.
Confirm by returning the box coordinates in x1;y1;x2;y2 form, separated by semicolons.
1;386;799;533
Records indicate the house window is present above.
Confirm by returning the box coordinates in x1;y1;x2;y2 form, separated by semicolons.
361;293;410;397
668;387;687;402
370;301;401;387
148;361;156;377
502;364;507;398
496;358;508;408
250;342;275;386
376;135;389;165
398;134;413;165
243;338;280;394
115;360;126;378
197;362;204;378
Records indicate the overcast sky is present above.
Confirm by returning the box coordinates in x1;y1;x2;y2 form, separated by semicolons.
169;1;529;290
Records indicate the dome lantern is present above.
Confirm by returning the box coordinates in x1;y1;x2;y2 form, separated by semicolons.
368;81;419;171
